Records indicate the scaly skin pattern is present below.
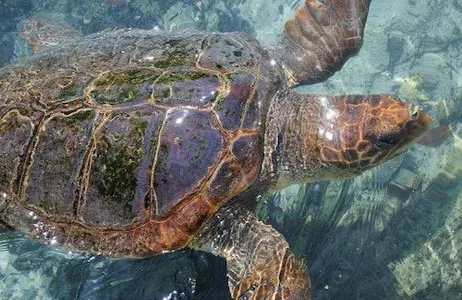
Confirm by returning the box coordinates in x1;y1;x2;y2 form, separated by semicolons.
0;30;282;256
314;95;431;169
192;203;312;299
262;91;432;188
275;0;371;86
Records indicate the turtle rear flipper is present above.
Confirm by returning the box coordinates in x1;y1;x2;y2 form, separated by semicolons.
275;0;370;86
19;16;82;54
192;201;311;299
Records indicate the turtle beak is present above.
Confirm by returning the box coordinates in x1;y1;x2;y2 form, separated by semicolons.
406;108;433;143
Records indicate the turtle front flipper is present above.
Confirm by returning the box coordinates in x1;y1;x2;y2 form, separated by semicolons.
274;0;371;86
192;201;311;299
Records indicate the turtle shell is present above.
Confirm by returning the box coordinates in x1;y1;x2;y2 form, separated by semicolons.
0;29;282;256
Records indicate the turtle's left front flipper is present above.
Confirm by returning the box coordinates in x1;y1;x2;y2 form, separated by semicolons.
191;202;311;300
273;0;371;86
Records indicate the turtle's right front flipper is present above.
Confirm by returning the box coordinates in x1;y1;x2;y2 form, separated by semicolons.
191;201;311;299
274;0;371;86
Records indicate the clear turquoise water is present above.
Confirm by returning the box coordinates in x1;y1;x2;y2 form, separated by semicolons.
0;1;461;299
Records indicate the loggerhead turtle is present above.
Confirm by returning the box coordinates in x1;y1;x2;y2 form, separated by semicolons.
0;1;432;299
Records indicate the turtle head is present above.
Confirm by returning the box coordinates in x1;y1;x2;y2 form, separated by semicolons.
316;95;432;178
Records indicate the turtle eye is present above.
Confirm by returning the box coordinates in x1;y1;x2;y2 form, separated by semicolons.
409;104;420;119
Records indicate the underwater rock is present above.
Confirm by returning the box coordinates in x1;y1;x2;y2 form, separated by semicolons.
386;31;406;73
0;34;15;67
390;129;462;299
0;0;34;67
163;1;201;32
232;0;299;44
0;0;32;19
413;53;448;91
393;74;430;105
455;0;462;11
164;0;255;35
418;125;455;148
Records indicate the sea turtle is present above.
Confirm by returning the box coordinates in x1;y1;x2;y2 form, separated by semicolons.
0;1;432;299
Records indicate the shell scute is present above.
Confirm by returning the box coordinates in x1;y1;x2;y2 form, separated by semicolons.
89;68;161;106
153;109;224;217
152;37;203;69
231;134;263;184
82;106;164;226
169;194;212;236
232;135;262;165
207;159;243;204
213;72;255;131
52;74;88;102
0;110;34;195
25;109;96;218
198;34;258;71
241;97;260;130
65;225;102;254
153;70;221;108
